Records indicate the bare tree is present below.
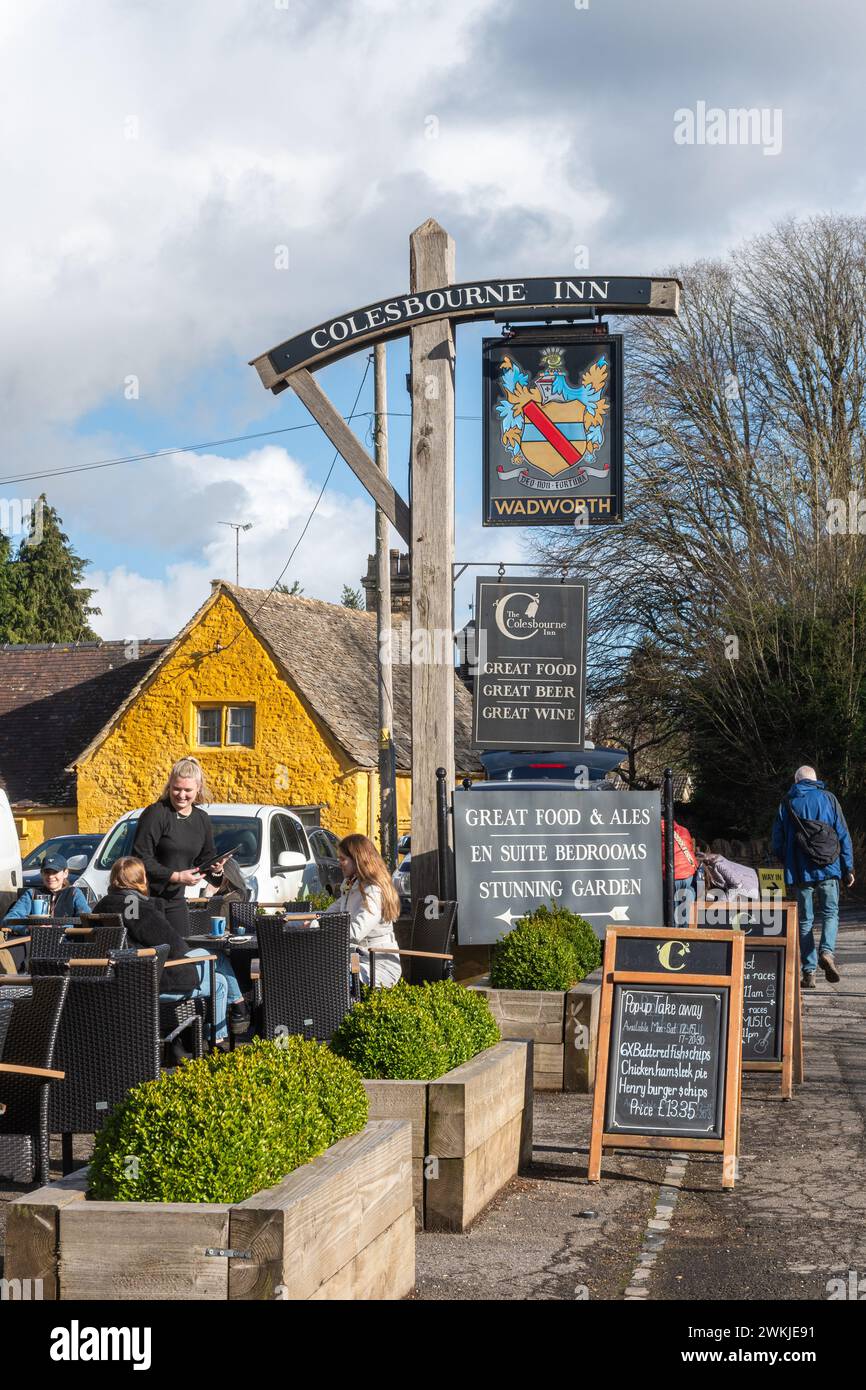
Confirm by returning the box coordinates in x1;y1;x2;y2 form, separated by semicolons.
531;215;866;823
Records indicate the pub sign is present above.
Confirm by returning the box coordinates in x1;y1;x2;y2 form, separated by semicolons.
472;575;587;750
483;332;623;526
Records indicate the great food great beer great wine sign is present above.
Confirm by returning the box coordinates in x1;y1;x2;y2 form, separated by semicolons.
472;576;587;751
453;787;663;945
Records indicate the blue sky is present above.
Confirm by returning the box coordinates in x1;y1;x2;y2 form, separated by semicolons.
3;0;865;638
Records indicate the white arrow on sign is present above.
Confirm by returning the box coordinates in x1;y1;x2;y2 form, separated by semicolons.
581;906;630;922
494;909;520;926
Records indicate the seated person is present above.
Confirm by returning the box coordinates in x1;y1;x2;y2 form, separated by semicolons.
2;853;90;931
93;856;249;1053
328;833;402;987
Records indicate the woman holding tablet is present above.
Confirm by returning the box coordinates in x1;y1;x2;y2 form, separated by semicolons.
132;757;227;935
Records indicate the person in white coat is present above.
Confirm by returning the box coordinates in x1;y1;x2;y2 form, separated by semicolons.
331;833;402;987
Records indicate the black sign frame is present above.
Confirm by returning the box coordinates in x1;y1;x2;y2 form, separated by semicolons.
588;927;745;1189
471;575;587;750
689;898;803;1097
482;330;624;528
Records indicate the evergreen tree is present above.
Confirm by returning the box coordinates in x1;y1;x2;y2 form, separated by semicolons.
1;497;100;643
341;584;364;610
275;579;304;595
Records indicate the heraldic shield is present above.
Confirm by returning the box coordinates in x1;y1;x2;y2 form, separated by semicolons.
496;344;609;478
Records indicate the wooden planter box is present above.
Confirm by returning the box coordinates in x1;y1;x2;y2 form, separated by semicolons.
362;1040;531;1233
470;971;602;1092
4;1120;414;1301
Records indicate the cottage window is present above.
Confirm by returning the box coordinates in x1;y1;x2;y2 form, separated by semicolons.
196;707;222;747
193;703;255;748
226;705;254;746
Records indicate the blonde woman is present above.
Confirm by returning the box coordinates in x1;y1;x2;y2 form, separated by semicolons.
331;834;402;987
132;757;228;935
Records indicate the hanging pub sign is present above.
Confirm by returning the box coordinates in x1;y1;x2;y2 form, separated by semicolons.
483;332;624;527
472;575;587;750
588;927;745;1189
452;786;663;945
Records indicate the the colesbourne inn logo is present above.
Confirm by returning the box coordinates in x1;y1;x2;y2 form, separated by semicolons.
492;590;567;642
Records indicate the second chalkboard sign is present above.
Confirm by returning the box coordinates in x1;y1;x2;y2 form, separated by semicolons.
689;899;804;1098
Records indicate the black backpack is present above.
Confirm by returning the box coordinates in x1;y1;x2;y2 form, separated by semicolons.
785;794;841;869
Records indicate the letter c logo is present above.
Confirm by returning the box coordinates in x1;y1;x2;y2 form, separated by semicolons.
657;940;689;971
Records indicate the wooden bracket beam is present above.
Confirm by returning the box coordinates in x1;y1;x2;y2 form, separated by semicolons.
288;368;411;544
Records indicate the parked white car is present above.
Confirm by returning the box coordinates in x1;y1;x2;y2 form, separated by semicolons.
0;789;24;918
75;804;322;905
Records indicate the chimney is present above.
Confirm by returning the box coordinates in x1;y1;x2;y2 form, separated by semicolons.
361;550;411;617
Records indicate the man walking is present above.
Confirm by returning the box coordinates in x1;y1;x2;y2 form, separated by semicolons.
771;766;854;988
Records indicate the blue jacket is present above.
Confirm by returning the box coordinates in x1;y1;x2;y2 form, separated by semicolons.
771;780;853;885
2;885;90;931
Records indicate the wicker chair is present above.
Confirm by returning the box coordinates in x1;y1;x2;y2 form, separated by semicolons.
0;975;70;1185
42;951;165;1172
369;899;457;988
29;920;128;977
255;912;354;1042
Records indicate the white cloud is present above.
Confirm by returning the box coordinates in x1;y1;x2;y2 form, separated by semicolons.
86;443;377;637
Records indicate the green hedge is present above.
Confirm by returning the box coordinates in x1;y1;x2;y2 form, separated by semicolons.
330;979;500;1080
88;1037;368;1204
490;905;602;991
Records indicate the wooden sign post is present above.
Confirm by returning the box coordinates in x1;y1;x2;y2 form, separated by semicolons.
588;926;745;1189
689;898;803;1100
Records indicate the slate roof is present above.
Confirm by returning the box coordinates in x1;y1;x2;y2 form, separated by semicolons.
66;583;482;780
224;584;481;773
0;641;168;806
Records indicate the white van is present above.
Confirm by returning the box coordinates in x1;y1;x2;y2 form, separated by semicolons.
75;804;322;905
0;790;24;917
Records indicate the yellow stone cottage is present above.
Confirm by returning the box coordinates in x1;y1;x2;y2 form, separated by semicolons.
0;582;479;852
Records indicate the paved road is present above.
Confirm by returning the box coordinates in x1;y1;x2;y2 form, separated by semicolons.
416;908;866;1301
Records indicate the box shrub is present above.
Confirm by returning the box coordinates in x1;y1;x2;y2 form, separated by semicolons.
88;1037;368;1204
330;980;500;1080
414;979;501;1070
490;920;578;991
522;904;601;980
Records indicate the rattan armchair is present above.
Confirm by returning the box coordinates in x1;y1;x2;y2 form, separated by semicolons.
255;912;354;1042
0;975;70;1185
368;899;457;988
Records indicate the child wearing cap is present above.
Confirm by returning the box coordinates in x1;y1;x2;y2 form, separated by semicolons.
1;853;90;930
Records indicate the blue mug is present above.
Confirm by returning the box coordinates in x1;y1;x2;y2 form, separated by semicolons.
33;896;50;916
209;916;226;937
234;924;247;937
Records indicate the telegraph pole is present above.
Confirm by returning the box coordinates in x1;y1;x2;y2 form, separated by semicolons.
374;344;398;869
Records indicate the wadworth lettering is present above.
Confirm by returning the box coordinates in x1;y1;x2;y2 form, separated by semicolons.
453;788;663;944
473;576;587;749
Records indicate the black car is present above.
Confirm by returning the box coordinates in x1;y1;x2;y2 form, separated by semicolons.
21;833;103;888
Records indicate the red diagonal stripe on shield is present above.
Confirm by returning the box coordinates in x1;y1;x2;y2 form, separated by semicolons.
522;400;583;465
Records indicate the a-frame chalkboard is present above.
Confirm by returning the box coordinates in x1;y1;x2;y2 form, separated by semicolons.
689;898;803;1099
588;927;745;1188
